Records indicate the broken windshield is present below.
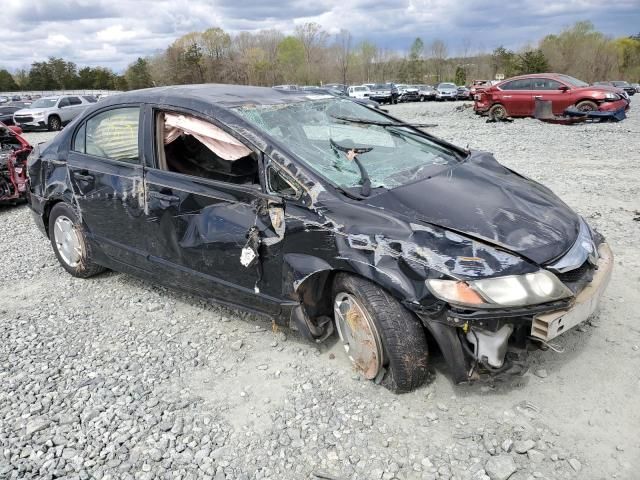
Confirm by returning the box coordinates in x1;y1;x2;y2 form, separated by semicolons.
233;98;462;194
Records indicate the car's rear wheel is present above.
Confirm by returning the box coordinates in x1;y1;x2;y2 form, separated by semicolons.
49;202;105;278
575;100;598;112
489;104;508;120
47;115;61;131
332;273;429;393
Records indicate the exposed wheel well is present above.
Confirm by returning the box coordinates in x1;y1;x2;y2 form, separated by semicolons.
43;199;64;237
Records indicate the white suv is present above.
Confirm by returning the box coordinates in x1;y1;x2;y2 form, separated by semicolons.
13;95;96;131
347;85;371;99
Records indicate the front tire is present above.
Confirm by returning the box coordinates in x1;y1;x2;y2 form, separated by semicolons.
575;100;597;112
47;115;61;131
333;273;429;393
48;202;106;278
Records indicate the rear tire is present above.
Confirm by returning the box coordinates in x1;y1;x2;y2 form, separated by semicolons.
48;202;106;278
333;273;429;393
489;103;508;120
575;100;597;112
47;115;61;131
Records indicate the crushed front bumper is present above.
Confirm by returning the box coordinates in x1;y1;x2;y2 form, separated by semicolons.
531;243;613;341
416;243;613;382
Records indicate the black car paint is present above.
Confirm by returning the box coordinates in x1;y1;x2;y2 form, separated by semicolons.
27;84;585;383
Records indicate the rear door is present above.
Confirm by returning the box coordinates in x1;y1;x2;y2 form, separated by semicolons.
142;106;287;313
497;79;533;116
66;96;86;121
67;105;149;268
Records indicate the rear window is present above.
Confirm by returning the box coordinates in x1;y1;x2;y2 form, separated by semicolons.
80;107;140;163
500;79;532;90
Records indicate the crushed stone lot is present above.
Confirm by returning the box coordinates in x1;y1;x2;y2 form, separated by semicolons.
1;100;639;480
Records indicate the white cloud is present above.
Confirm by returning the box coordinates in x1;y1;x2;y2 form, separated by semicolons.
2;0;639;72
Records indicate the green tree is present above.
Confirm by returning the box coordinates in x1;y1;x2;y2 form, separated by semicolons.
0;69;19;90
277;36;305;83
516;49;549;74
491;46;516;78
454;66;466;85
125;58;154;90
408;37;424;83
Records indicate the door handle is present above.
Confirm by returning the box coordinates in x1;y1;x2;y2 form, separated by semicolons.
149;190;180;203
534;95;543;99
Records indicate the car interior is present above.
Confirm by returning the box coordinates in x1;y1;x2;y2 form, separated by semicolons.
156;111;260;185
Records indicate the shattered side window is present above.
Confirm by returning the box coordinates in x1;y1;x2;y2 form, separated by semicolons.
85;107;140;163
234;99;461;192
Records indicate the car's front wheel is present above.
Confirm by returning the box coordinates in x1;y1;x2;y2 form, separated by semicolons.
49;202;106;278
575;100;598;112
332;273;429;392
47;115;61;131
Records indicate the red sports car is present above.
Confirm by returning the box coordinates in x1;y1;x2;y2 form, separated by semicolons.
0;122;32;203
474;73;630;119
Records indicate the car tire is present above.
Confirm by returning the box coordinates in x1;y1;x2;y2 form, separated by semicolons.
332;273;429;393
47;115;61;131
48;202;106;278
575;100;598;112
488;104;508;120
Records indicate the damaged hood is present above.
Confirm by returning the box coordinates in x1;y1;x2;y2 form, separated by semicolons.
365;151;579;265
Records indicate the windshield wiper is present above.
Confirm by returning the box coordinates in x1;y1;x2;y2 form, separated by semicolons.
329;138;373;197
330;114;437;128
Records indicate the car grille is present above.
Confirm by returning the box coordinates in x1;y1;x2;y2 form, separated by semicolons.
15;116;33;123
556;261;595;294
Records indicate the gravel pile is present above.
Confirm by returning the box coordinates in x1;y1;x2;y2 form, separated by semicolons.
1;100;638;479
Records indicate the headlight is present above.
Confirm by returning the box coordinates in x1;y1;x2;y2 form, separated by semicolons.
426;270;572;308
33;111;44;117
604;92;619;100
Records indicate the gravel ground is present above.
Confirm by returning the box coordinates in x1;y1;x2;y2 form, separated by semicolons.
1;100;639;480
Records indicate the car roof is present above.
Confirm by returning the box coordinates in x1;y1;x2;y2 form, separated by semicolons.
96;84;333;109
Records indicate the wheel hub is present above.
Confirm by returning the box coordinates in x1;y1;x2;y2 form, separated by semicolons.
53;216;83;268
334;292;383;379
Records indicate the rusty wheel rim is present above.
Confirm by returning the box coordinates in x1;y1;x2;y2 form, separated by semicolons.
334;292;383;379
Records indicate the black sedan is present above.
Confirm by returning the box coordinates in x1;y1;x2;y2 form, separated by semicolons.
0;105;21;125
27;85;613;392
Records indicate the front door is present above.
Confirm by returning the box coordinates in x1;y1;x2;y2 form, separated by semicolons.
529;78;574;115
67;105;148;268
143;108;286;313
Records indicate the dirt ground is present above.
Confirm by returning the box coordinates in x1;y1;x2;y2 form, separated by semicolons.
1;99;638;480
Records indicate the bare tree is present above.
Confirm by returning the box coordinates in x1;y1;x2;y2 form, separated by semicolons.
430;39;448;82
335;29;352;86
295;22;329;82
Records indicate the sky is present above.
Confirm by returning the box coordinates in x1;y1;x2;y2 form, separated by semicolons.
3;0;640;72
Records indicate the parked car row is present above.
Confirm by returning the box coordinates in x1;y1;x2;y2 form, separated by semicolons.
276;83;477;104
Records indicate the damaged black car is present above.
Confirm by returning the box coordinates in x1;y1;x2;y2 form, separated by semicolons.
27;85;613;392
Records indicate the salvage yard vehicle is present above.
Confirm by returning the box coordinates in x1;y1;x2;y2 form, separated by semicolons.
368;83;399;104
0;121;32;203
28;85;613;392
13;95;94;131
475;74;630;120
347;85;371;99
396;84;420;102
435;82;458;101
416;85;437;101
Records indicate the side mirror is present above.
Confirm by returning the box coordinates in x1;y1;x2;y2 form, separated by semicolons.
8;125;23;135
559;85;570;92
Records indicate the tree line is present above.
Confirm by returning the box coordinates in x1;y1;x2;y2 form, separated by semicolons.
1;21;639;92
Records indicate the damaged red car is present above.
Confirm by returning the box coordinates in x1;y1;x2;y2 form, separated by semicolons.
1;121;32;203
474;73;630;119
27;85;613;392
